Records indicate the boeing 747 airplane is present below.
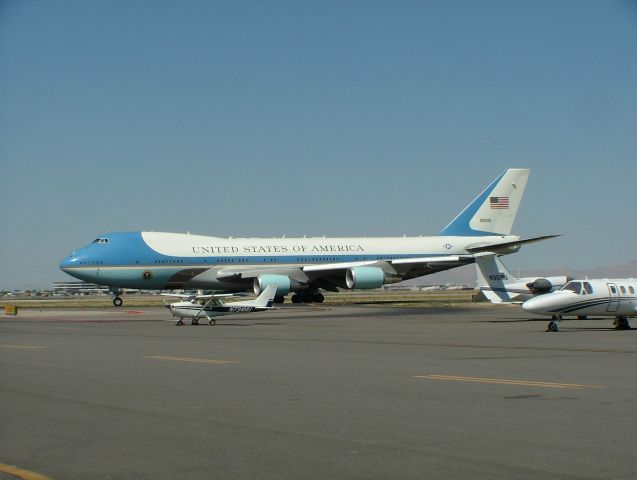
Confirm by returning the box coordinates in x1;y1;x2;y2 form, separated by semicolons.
60;168;555;305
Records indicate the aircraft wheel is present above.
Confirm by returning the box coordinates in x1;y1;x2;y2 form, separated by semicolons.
291;294;301;304
176;319;184;326
546;319;559;332
314;292;325;303
192;319;199;326
209;319;216;326
274;296;285;304
615;316;631;330
113;296;123;307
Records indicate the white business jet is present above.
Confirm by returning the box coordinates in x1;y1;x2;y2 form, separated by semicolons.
475;253;569;303
163;284;277;326
522;279;637;332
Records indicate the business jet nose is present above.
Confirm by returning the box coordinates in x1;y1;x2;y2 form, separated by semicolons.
521;298;539;313
522;294;561;314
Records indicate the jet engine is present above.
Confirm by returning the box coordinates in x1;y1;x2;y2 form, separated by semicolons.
253;274;306;296
345;267;400;290
526;276;571;295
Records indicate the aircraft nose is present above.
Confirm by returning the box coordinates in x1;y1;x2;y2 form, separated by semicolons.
521;298;537;313
522;295;554;314
59;252;79;272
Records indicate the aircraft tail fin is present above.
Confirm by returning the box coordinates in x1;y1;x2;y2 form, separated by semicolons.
440;168;529;236
251;284;277;308
475;253;519;303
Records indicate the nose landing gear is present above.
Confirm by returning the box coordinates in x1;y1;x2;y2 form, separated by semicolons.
546;315;561;332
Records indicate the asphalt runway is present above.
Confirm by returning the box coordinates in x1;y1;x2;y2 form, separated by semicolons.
2;304;636;480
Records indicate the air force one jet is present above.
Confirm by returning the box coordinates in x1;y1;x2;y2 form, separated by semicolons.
522;279;637;332
60;168;555;306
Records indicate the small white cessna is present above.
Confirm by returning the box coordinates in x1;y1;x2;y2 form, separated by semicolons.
475;253;569;303
522;279;637;332
163;284;277;326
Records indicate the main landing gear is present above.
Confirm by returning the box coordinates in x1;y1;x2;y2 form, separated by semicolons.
291;291;325;304
175;317;215;326
113;296;123;307
614;316;631;330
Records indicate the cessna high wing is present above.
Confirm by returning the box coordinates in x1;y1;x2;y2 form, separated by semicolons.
60;168;556;306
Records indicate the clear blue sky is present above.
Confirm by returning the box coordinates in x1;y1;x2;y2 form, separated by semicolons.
1;0;636;290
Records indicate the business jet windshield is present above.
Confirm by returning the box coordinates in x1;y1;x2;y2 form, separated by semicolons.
561;281;594;295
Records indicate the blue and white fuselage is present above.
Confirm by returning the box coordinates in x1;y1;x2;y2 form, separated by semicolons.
60;169;553;303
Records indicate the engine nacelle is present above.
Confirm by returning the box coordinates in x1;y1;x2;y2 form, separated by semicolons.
526;278;553;294
253;275;291;296
526;276;570;294
346;267;399;290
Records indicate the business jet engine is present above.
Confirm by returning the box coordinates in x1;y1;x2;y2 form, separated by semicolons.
526;276;571;295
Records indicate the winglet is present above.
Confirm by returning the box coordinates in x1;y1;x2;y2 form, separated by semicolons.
440;168;530;236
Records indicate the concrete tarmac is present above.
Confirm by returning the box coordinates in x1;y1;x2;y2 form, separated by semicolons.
1;304;636;479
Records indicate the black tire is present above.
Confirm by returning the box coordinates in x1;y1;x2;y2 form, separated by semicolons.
113;297;123;307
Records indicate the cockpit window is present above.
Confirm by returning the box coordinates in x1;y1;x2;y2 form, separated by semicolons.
93;238;109;244
562;281;582;294
583;282;593;294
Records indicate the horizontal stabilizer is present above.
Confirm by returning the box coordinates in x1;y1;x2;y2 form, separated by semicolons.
466;234;560;254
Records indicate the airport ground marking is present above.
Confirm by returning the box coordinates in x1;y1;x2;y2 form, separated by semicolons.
0;344;46;350
143;355;240;365
415;374;606;390
0;463;53;480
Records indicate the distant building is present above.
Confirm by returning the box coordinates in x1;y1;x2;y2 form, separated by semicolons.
52;281;110;295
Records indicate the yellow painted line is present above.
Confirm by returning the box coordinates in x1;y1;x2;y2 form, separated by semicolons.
0;345;46;350
414;374;606;390
144;355;240;365
0;463;53;480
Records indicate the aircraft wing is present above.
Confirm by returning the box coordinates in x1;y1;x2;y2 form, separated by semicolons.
161;292;237;299
214;235;559;289
466;235;560;254
216;254;476;289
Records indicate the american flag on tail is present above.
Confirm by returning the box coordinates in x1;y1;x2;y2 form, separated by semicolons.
490;196;509;209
